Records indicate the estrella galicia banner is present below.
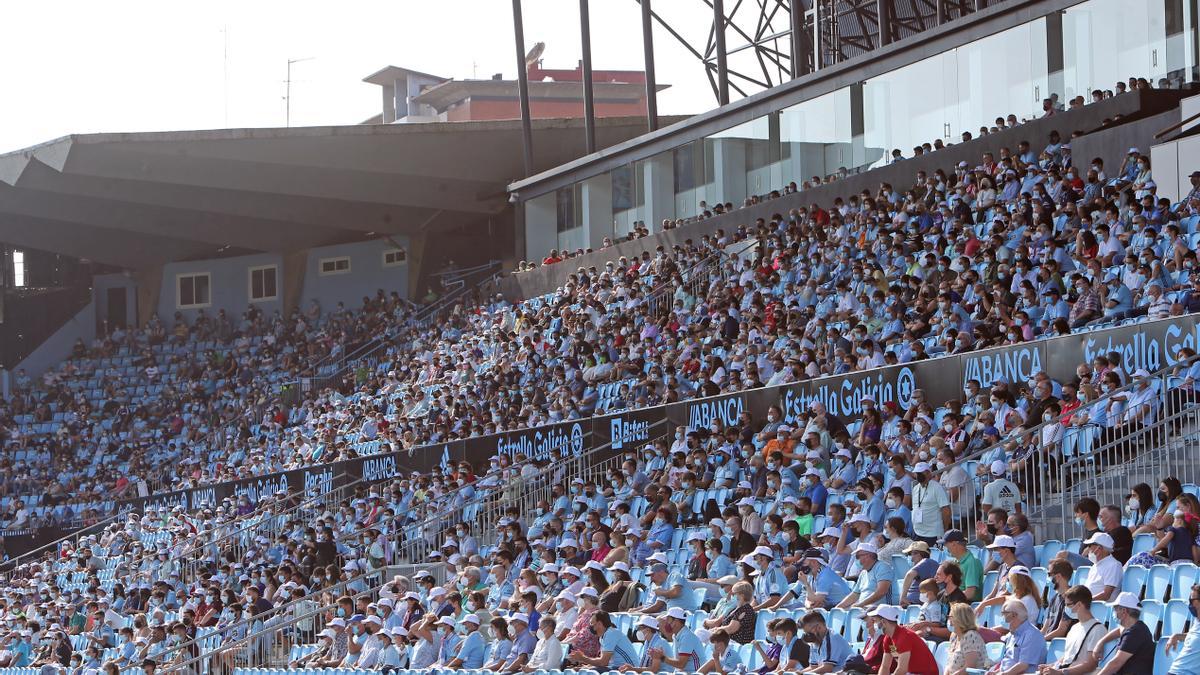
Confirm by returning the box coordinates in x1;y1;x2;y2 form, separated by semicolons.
110;314;1200;517
461;419;588;466
1043;314;1200;380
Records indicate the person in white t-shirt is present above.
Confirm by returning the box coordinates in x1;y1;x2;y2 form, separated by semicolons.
1038;584;1103;675
527;616;563;670
1080;533;1122;602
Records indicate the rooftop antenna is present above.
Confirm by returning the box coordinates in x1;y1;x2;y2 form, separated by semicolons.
284;56;316;127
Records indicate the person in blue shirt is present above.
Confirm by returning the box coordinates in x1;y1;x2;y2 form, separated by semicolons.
799;610;853;672
700;628;743;674
659;608;706;673
789;549;851;609
569;611;638;670
444;614;485;669
631;615;670;671
855;479;886;530
639;563;700;613
996;598;1047;672
802;469;829;515
751;547;789;609
884;486;913;535
838;543;893;610
646;508;675;552
1102;273;1134;319
1164;585;1200;675
500;613;538;671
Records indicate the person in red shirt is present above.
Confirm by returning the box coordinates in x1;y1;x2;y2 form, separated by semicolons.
542;248;562;266
872;604;939;675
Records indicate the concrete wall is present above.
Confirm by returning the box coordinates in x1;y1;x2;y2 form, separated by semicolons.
299;238;410;310
1152;132;1200;203
151;237;410;323
15;301;95;377
158;252;284;324
93;273;138;332
502;88;1185;300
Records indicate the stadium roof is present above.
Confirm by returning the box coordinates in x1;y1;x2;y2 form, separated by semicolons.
0;116;672;269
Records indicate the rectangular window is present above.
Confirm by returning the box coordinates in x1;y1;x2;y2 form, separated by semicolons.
248;265;278;302
177;273;211;308
382;249;407;267
12;250;25;288
319;256;351;275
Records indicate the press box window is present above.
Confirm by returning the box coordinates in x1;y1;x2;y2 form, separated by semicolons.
249;265;278;302
177;273;211;308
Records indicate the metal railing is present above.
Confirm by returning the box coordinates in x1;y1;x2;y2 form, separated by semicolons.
0;511;123;577
160;567;395;674
1028;368;1200;541
165;473;357;587
922;358;1200;543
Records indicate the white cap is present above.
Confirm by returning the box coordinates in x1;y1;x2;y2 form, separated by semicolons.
664;607;688;621
509;613;530;625
686;531;707;543
1110;591;1141;610
328;618;347;628
561;566;582;578
913;462;931;474
611;561;631;574
990;460;1007;476
820;527;842;539
576;587;598;599
987;535;1017;549
854;542;879;556
751;546;775;559
429;587;447;599
849;513;871;524
647;552;669;564
1008;565;1032;579
559;539;579;549
437;616;456;627
835;448;852;459
1132;368;1151;379
868;605;901;622
1083;532;1115;550
637;616;660;630
364;616;382;626
737;497;756;507
391;627;409;638
541;563;560;574
319;628;337;639
803;468;821;478
461;614;481;626
584;560;606;573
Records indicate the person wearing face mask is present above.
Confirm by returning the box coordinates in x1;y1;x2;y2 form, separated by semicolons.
988;598;1047;675
872;604;938;675
1089;592;1156;674
1162;583;1200;673
1079;533;1122;603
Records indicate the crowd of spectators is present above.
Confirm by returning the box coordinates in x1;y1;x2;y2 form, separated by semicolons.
4;75;1200;541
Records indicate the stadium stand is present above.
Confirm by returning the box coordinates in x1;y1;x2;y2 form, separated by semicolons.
5;75;1200;675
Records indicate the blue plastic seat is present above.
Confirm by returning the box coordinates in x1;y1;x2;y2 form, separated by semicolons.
1148;565;1173;603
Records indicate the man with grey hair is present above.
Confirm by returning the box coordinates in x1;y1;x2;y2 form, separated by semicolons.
994;598;1046;674
1091;592;1155;675
634;562;700;615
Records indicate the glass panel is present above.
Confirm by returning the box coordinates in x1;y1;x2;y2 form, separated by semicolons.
673;139;713;218
708;114;779;205
864;53;951;168
612;160;646;238
1061;0;1191;97
779;88;863;181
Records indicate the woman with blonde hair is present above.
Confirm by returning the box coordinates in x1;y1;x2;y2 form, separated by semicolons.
945;603;991;674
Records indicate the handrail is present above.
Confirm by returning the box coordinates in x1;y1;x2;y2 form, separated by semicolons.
1155;109;1200;139
159;568;393;674
929;357;1187;488
164;473;356;587
0;511;124;578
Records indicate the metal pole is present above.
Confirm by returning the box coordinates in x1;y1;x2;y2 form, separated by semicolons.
579;0;597;154
878;0;892;47
714;0;730;105
512;0;535;176
790;0;809;78
286;60;292;128
640;0;660;132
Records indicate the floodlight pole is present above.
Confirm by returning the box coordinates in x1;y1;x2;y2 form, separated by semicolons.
640;0;659;132
579;0;597;154
512;0;535;176
286;57;315;128
713;0;730;105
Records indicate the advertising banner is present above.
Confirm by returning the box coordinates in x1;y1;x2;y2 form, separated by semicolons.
111;315;1200;514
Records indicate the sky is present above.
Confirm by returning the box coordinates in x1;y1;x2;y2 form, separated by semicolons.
0;0;724;154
